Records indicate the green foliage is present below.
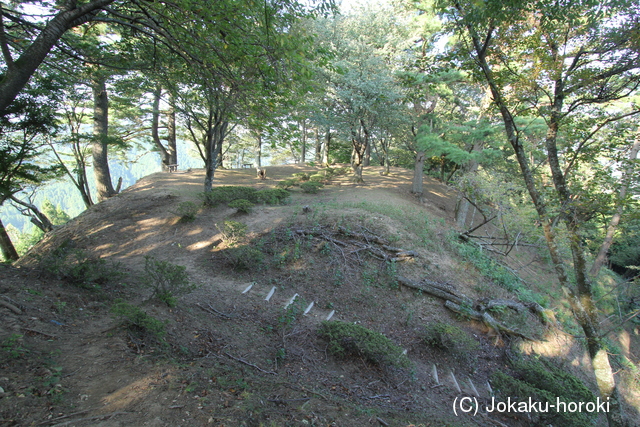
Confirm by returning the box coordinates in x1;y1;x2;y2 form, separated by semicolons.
308;173;326;183
142;256;197;307
174;201;199;222
216;220;248;246
255;188;290;204
221;245;265;271
204;186;257;206
292;172;310;181
228;199;254;214
110;301;167;344
1;334;29;361
318;320;412;369
277;179;299;189
39;239;123;289
423;321;479;362
450;237;521;292
492;356;597;427
204;186;289;207
300;181;324;193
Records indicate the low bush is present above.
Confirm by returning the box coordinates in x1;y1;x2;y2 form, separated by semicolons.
255;188;290;204
423;321;479;362
491;356;597;427
277;179;299;190
318;320;411;369
174;201;199;222
221;245;265;270
142;256;198;307
216;220;248;246
228;199;254;214
300;181;324;194
111;301;167;346
39;239;123;289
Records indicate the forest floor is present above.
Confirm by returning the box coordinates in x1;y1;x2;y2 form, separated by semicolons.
1;164;639;426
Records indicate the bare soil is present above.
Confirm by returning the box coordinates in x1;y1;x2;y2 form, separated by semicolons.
1;164;638;426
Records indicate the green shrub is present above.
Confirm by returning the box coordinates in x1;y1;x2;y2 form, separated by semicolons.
1;334;28;361
39;239;123;289
293;172;310;181
277;179;299;190
318;321;411;369
308;174;326;183
222;245;265;270
142;256;197;307
216;220;248;246
256;188;290;204
300;181;324;194
111;301;167;343
174;201;199;222
204;186;258;206
228;199;255;214
491;356;597;427
423;321;479;362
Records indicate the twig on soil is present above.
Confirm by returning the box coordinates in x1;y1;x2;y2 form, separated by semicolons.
21;327;59;339
49;411;132;427
196;302;232;319
224;352;277;375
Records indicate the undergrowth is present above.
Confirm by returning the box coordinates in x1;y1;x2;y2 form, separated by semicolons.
318;320;411;369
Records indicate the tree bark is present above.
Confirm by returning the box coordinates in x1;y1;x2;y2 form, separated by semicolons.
91;74;117;201
300;119;307;163
9;195;54;232
412;151;425;194
590;134;640;276
166;94;178;166
0;0;116;115
152;85;170;171
0;218;19;261
322;128;330;166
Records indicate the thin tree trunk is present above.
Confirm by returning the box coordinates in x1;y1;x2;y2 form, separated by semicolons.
590;134;640;276
167;94;177;166
0;218;19;261
152;85;170;171
322;129;330;166
315;127;322;162
412;151;425;194
255;133;262;168
91;74;117;201
9;196;54;232
300;119;307;163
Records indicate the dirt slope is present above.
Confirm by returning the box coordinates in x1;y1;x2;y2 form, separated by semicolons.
0;165;637;426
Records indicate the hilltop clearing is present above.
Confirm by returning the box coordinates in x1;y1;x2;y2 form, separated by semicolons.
1;165;638;426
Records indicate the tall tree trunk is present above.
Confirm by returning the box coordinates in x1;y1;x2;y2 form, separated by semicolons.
590;134;640;276
91;74;117;201
315;128;322;162
204;120;228;194
255;133;262;168
0;218;19;261
152;85;170;171
412;151;425;194
322;129;330;166
167;94;177;166
300;119;307;163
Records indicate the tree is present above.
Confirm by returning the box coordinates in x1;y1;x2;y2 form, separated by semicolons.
437;0;640;425
0;73;62;260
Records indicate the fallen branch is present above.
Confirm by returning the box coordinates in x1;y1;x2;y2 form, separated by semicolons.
444;300;536;341
224;352;277;375
397;276;473;306
0;299;22;315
